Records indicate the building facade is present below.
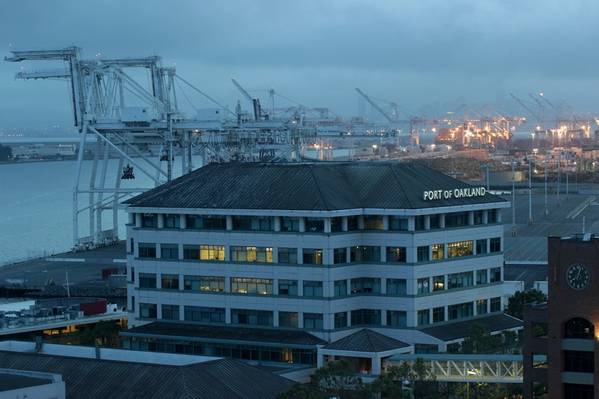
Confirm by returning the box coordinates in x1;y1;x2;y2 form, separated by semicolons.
123;162;518;363
523;234;599;399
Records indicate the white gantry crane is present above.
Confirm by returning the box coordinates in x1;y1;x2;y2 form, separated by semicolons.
5;46;303;248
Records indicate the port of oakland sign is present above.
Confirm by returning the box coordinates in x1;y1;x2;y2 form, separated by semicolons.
423;187;486;201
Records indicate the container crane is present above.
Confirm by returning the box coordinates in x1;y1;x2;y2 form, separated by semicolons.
231;78;266;121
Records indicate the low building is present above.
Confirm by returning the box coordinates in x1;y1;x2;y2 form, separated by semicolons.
0;368;65;399
523;234;599;399
122;161;520;369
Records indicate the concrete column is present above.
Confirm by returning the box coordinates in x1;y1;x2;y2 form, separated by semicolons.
179;275;184;291
298;312;304;328
272;247;279;263
178;244;184;260
225;308;231;324
439;213;445;228
406;311;417;327
342;216;348;231
381;310;387;326
157;214;164;229
224;276;231;293
424;215;430;230
406;279;416;295
156;303;162;319
179;304;184;321
380;278;387;294
468;211;474;225
358;216;365;230
298;280;304;296
156;243;161;259
299;218;306;232
496;210;502;223
156;273;162;289
346;279;351;296
382;215;389;230
274;310;279;327
372;355;382;376
444;306;448;322
180;214;186;229
346;247;351;263
297;248;303;265
406;247;416;263
324;218;331;233
408;216;415;231
226;215;233;230
380;246;386;262
128;213;135;224
482;210;488;224
317;350;325;368
274;216;281;232
135;213;142;227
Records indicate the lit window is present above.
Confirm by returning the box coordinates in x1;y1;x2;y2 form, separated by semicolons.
431;244;444;260
447;240;473;258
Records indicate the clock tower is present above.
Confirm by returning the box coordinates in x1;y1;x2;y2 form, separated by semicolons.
546;235;599;399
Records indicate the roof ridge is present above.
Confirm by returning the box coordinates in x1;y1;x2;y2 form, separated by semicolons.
388;163;413;208
307;164;330;211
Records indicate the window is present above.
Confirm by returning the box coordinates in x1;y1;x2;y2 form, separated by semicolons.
387;311;407;327
186;215;226;230
161;304;179;320
432;275;445;291
334;280;347;297
415;216;426;231
184;245;225;261
161;274;179;290
233;216;273;231
347;216;359;231
417;246;429;262
231;309;273;326
564;318;594;339
448;302;474;320
447;240;473;258
490;267;501;283
476;269;488;285
279;312;299;328
564;383;594;399
429;214;441;229
231;278;273;295
281;217;300;232
160;244;179;260
230;246;272;263
164;214;180;229
448;272;473;289
138;243;156;258
334;312;348;329
488;209;498;224
490;237;501;252
278;280;298;296
364;216;384;230
350;246;380;263
139;303;157;319
389;216;408;231
304;313;323;329
185;306;225;323
386;247;406;263
386;279;407;295
417;277;430;294
139;273;157;289
476;299;488;315
141;214;157;228
256;217;273;231
333;248;347;264
305;218;324;232
331;217;343;232
303;281;323;297
476;239;488;255
232;216;252;230
351;309;381;326
277;248;297;264
490;297;501;312
445;212;468;228
473;211;484;225
303;249;323;265
183;276;224;292
532;322;548;338
432;307;445;323
418;309;430;326
564;351;594;373
350;278;380;294
431;244;444;260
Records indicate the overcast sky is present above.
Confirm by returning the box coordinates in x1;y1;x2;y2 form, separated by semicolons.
1;0;599;129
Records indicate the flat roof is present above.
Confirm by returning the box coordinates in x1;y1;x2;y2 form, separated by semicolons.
121;322;327;347
125;161;506;211
0;372;52;391
420;313;523;342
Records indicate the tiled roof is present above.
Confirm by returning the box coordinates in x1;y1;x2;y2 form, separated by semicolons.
121;321;326;347
124;161;505;210
323;329;409;352
420;313;523;342
0;351;292;399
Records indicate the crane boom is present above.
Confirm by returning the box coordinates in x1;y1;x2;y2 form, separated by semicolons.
231;78;262;121
509;93;541;123
355;88;395;123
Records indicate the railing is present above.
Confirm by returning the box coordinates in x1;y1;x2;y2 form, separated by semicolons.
386;353;545;384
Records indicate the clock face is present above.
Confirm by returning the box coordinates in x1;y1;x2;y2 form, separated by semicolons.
567;264;590;290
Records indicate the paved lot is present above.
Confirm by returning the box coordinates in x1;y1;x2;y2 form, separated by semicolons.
501;191;599;262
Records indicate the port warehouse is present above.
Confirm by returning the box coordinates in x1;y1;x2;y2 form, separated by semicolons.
120;161;522;373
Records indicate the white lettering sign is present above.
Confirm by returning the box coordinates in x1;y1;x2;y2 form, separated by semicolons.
423;187;486;201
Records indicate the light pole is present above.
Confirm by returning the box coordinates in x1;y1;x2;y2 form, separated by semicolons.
512;160;517;235
544;160;548;216
557;151;561;206
528;157;533;224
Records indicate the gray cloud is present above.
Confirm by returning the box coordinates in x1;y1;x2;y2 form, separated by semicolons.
1;0;599;128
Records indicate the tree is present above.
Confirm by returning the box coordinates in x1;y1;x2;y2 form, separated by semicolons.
277;383;323;399
506;289;547;320
310;359;363;398
460;323;502;354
